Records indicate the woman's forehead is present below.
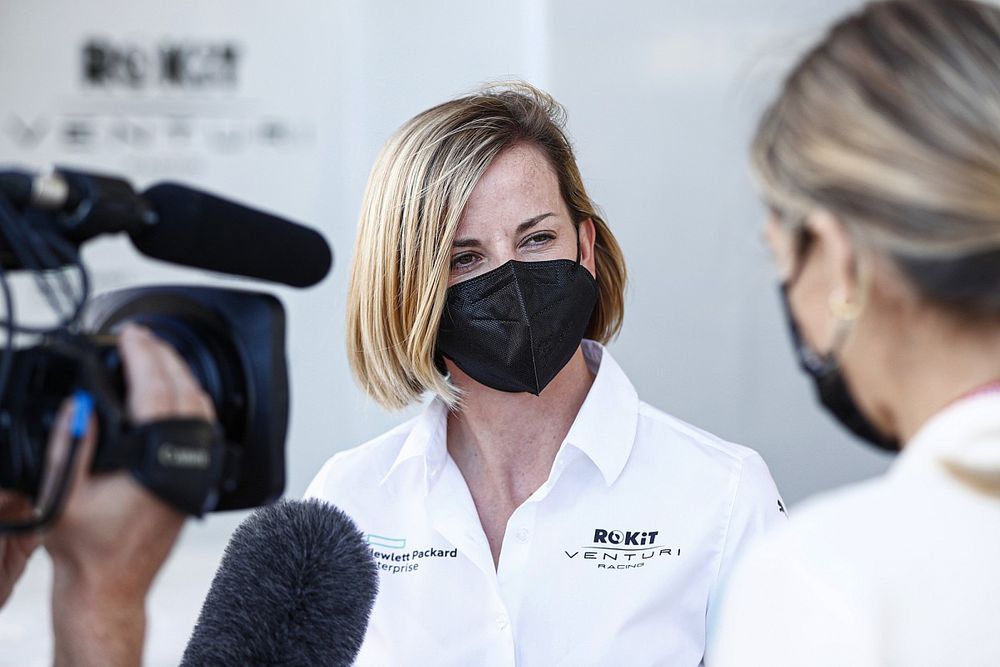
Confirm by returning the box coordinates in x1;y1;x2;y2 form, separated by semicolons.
457;143;566;238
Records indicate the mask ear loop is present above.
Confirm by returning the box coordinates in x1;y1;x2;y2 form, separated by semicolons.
820;284;871;389
573;221;583;267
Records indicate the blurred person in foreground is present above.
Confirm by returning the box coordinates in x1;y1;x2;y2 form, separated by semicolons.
0;324;215;666
708;2;1000;665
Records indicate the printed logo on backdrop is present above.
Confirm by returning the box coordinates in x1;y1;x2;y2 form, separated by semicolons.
83;39;240;89
366;534;458;575
2;36;314;177
563;528;681;571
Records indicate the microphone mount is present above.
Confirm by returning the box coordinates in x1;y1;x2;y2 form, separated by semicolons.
0;164;332;288
0;168;159;270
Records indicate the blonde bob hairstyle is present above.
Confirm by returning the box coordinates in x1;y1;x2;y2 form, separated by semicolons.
347;82;627;410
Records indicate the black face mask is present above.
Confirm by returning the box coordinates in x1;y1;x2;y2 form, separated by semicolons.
436;258;598;395
778;284;899;453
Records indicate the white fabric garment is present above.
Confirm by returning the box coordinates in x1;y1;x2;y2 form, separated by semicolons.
708;391;1000;667
306;341;785;666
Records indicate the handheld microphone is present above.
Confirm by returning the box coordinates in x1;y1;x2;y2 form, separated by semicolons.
0;168;333;287
181;499;378;667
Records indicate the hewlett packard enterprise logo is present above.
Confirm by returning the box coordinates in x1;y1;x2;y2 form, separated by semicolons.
564;528;681;571
366;534;458;575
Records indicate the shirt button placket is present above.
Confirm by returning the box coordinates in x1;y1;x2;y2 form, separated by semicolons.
496;504;537;646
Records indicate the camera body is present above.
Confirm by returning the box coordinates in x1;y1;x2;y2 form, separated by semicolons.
0;285;288;517
0;166;327;531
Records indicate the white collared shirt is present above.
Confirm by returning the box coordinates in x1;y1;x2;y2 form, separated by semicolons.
708;391;1000;667
306;341;785;666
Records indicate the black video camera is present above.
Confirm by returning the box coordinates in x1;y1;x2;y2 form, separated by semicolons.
0;167;332;532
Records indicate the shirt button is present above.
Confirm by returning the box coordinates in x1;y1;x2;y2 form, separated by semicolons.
515;528;530;543
496;614;509;630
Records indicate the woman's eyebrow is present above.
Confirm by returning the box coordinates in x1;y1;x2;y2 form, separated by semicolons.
452;212;556;248
515;212;555;235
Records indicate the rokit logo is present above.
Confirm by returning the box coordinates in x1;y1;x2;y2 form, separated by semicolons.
82;38;240;89
594;529;658;546
564;528;681;571
1;36;313;171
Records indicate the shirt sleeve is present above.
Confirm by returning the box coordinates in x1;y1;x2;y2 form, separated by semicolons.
704;451;787;649
704;532;880;667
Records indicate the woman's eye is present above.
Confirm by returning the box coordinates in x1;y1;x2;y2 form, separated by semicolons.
451;253;479;271
522;232;555;247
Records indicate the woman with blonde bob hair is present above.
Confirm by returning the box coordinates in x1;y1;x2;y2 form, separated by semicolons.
307;83;784;664
710;2;1000;665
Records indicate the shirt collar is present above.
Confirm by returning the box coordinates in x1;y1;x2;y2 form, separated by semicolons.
893;391;1000;480
563;340;640;486
379;339;640;491
379;398;448;490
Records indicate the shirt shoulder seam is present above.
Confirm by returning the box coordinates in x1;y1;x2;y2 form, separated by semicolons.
636;401;756;464
711;454;747;588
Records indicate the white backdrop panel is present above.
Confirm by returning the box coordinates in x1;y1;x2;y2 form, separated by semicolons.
0;1;893;664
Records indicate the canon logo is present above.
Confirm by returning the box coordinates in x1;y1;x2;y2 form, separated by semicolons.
157;442;211;469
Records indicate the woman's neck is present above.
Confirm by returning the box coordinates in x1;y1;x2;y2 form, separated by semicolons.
446;347;596;506
882;316;1000;445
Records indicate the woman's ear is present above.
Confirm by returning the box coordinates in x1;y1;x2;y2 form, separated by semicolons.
578;217;598;277
804;209;860;308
